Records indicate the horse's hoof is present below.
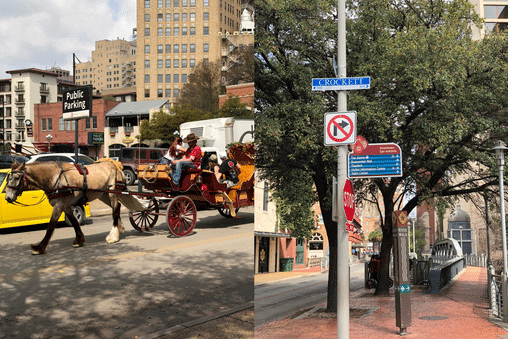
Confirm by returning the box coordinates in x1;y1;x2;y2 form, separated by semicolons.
31;250;44;255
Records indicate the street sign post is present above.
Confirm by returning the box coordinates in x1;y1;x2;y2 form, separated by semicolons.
392;210;412;335
324;112;357;146
348;143;402;178
312;77;370;91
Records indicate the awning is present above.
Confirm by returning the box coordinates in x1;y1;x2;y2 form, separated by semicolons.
352;244;365;248
255;231;291;238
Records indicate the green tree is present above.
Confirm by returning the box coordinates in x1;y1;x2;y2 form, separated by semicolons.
368;229;383;252
178;60;221;115
218;96;253;118
255;0;508;309
139;104;212;141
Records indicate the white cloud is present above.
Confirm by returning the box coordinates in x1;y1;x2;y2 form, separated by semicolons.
0;0;136;78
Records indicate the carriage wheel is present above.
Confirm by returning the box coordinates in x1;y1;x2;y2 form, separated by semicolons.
166;196;196;237
129;197;159;232
218;206;239;218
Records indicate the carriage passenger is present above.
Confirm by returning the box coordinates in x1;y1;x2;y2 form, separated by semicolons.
170;133;202;186
209;155;241;189
162;137;185;164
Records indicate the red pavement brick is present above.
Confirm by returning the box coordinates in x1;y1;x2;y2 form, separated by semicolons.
255;267;508;339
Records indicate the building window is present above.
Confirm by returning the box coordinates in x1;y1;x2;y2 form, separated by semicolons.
166;0;171;6
174;27;179;36
174;88;179;98
166;59;171;68
158;13;163;22
145;89;150;98
145;28;150;36
190;13;196;21
158;0;163;8
158;89;163;98
182;0;187;6
190;0;195;7
203;43;209;53
145;0;150;8
182;27;187;35
190;27;195;35
145;14;150;22
145;45;150;54
203;0;208;7
182;74;187;83
174;13;179;21
158;74;163;83
263;182;269;211
166;74;171;83
158;27;163;36
182;44;187;53
165;89;171;97
174;74;179;83
48;118;52;131
174;59;179;68
182;59;187;68
203;26;209;35
158;44;163;53
190;44;195;53
166;27;171;36
203;12;209;21
145;60;150;68
182;13;188;21
158;59;163;68
174;44;179;53
174;0;179;7
145;74;150;83
166;44;171;53
190;59;195;67
59;118;64;131
309;233;324;250
41;118;46;131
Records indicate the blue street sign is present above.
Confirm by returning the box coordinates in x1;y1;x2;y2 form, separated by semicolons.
348;143;403;178
312;77;370;91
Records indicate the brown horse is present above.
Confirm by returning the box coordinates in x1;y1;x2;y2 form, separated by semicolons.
5;159;145;255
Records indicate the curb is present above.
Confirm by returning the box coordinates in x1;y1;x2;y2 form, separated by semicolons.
137;301;255;339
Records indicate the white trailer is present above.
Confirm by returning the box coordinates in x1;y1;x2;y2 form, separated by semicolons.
179;117;254;159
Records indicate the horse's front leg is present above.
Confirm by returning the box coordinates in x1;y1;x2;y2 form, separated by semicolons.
106;198;124;244
64;206;86;248
31;212;61;255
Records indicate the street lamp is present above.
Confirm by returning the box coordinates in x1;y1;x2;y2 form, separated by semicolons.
46;134;53;153
459;226;463;254
493;139;508;322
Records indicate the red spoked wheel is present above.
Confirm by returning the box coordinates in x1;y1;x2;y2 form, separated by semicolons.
129;197;159;232
166;196;197;236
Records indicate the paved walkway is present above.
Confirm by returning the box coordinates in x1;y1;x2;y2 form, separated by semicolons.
255;266;508;338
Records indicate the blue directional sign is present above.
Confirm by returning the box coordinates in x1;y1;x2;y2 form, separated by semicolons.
312;77;370;91
348;143;402;178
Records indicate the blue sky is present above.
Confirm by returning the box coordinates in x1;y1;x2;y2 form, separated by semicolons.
0;0;136;78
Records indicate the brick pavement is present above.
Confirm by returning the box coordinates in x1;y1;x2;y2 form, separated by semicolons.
255;266;508;339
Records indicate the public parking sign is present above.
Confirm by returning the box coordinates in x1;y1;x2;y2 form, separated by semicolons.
62;85;93;120
324;112;356;146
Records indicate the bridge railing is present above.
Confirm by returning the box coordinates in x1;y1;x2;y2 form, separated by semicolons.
488;265;504;319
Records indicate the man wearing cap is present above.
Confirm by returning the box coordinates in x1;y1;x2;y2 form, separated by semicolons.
170;133;202;186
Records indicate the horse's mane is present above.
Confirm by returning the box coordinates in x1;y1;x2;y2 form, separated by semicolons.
97;158;123;172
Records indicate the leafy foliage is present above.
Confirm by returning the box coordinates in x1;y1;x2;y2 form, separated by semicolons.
218;96;253;118
178;60;221;115
255;0;508;306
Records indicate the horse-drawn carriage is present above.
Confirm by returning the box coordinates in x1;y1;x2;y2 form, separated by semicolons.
129;142;255;236
4;143;254;255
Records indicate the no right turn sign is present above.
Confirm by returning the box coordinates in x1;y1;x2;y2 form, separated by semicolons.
324;112;357;146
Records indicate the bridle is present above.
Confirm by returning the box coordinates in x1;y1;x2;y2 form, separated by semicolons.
5;169;45;206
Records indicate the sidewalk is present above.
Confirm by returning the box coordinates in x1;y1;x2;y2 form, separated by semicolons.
255;266;508;338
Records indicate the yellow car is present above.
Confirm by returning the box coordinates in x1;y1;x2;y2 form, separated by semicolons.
0;168;90;229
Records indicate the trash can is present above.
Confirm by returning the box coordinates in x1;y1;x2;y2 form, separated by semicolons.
280;258;294;272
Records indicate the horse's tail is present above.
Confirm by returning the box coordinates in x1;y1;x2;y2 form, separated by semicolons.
117;194;150;211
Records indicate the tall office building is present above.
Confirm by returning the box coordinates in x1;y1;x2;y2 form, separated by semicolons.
74;38;137;95
470;0;508;40
137;0;254;107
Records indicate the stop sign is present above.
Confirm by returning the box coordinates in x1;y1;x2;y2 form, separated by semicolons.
343;179;355;222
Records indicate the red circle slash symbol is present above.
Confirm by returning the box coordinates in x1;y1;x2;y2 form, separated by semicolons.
327;115;354;143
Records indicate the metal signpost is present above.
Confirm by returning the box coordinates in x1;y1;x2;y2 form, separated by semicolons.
62;85;93;159
311;1;370;337
392;210;412;335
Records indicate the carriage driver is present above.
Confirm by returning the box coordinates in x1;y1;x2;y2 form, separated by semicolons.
170;133;202;186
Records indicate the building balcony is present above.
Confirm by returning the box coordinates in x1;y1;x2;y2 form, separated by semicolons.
15;123;25;129
15;99;25;105
40;86;50;94
15;110;24;117
14;86;25;92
